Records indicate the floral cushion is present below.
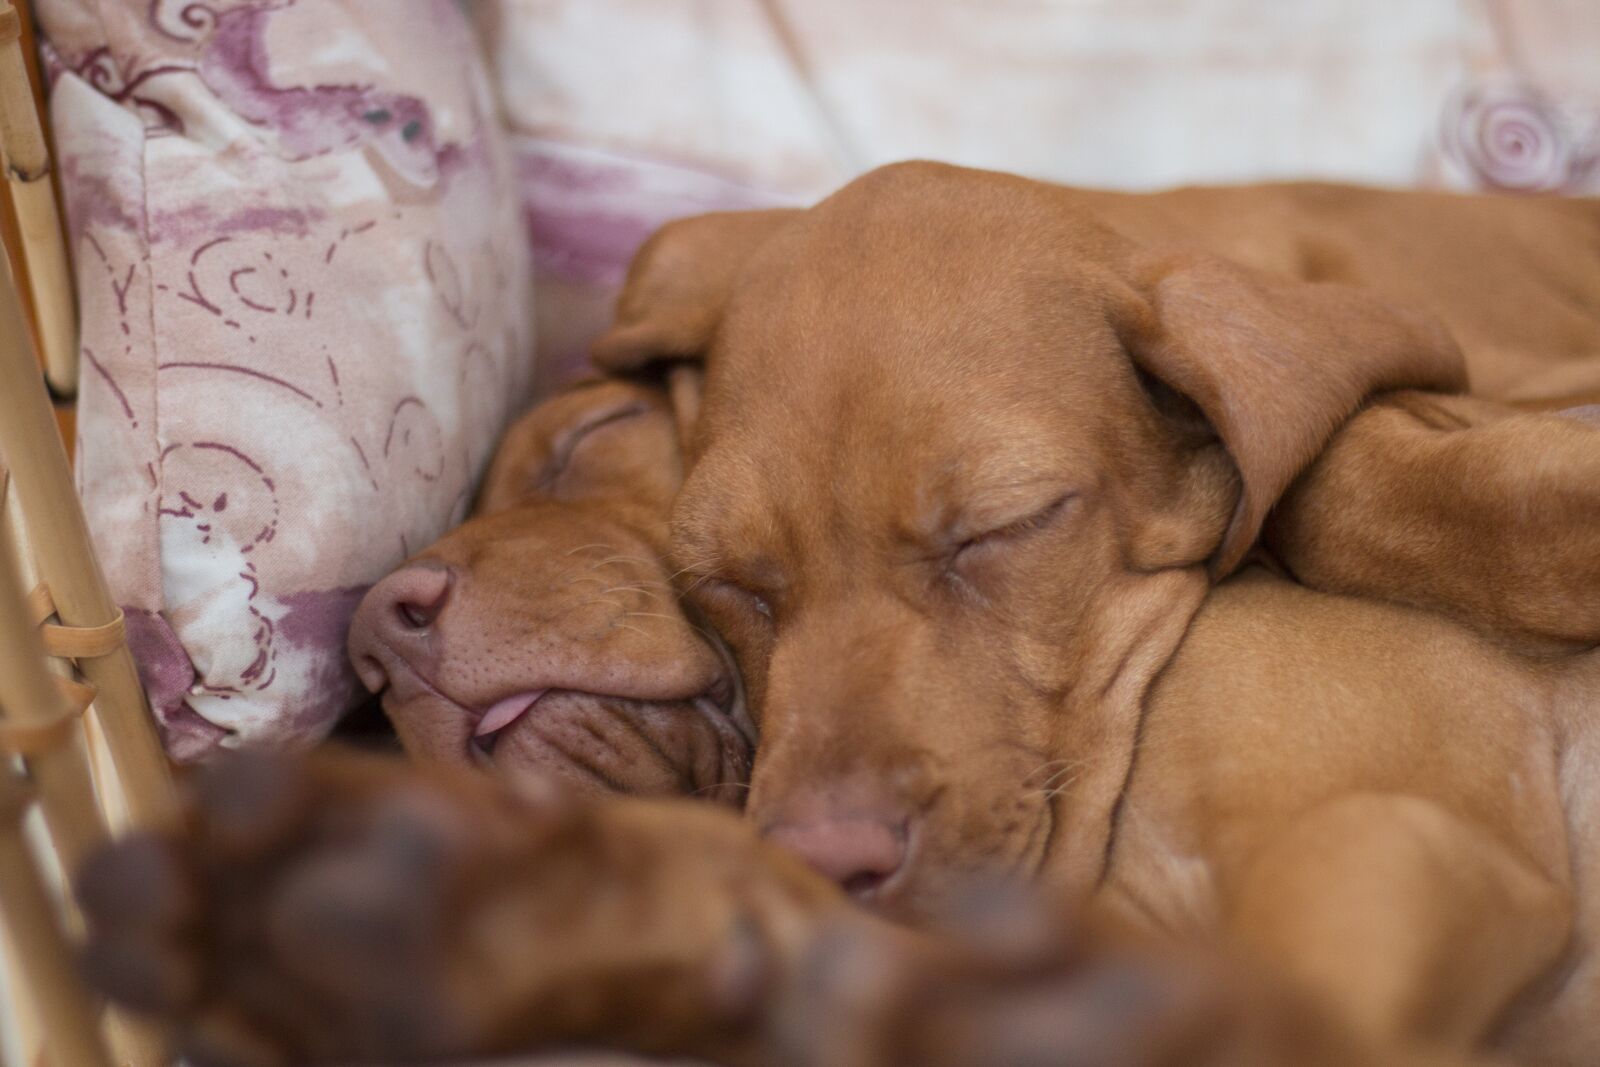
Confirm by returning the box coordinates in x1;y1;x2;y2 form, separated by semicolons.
38;0;532;758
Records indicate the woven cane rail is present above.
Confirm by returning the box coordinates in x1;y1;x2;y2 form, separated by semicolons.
28;583;126;660
0;581;124;759
0;4;174;1064
0;0;77;398
0;677;91;758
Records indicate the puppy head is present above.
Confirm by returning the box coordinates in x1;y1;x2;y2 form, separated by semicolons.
348;379;753;803
595;162;1464;916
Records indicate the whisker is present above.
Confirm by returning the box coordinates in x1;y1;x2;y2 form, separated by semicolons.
621;611;726;648
1023;758;1074;778
623;611;689;623
588;555;660;570
1041;761;1095;789
564;543;616;557
630;604;732;646
1021;758;1086;787
1025;774;1082;801
674;575;716;599
692;781;752;796
1019;740;1149;800
665;558;721;583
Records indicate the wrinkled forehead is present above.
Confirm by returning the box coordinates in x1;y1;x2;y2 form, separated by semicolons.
683;207;1137;551
707;171;1133;401
477;379;680;515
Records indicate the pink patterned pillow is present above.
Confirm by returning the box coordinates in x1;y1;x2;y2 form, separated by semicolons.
38;0;533;758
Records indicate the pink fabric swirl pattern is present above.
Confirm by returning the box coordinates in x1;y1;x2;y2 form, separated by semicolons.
39;0;532;757
1442;83;1596;193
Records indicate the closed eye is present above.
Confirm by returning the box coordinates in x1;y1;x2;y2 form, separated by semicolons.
953;492;1078;560
534;402;648;490
699;577;774;621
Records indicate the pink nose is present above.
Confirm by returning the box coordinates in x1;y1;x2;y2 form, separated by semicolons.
348;564;453;691
765;817;907;896
761;785;910;898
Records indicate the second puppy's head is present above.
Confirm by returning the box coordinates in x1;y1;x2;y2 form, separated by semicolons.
348;379;752;804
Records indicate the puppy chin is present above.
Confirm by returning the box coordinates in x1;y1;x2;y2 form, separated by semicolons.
890;806;1056;926
380;689;477;766
485;691;753;804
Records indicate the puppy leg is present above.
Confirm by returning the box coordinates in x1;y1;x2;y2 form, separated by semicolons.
1228;793;1571;1054
79;753;1530;1066
774;893;1497;1067
1265;390;1600;644
76;748;854;1066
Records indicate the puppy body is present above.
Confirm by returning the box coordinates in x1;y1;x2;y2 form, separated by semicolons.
1110;570;1594;1057
1268;388;1600;644
591;164;1600;1061
1066;181;1600;399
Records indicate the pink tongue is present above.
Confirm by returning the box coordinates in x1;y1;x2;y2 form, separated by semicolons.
476;690;546;737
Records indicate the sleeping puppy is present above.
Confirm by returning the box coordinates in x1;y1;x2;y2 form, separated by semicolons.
81;165;1600;1067
581;166;1600;1059
588;164;1598;908
346;378;752;803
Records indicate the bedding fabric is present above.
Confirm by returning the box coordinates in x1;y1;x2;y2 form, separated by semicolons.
39;0;533;758
479;0;1600;391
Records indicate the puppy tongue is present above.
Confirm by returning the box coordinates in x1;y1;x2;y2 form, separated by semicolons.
476;690;546;737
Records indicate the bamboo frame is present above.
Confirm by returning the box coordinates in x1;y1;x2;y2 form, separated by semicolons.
0;2;75;398
0;5;181;1063
0;480;107;873
0;0;178;832
0;243;178;833
0;777;111;1067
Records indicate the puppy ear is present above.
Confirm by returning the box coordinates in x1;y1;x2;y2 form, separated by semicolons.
666;363;704;459
590;209;800;373
1121;252;1467;577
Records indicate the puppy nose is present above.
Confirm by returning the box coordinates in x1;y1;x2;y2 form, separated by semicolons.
761;787;910;897
380;564;452;631
766;817;907;896
348;564;453;691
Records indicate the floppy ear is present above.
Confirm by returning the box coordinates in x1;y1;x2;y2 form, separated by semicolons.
590;209;800;373
1121;252;1468;577
666;363;704;459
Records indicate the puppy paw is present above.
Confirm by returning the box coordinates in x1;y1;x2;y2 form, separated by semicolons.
78;750;833;1065
772;885;1377;1067
78;750;604;1064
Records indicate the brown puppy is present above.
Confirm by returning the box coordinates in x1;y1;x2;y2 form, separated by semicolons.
583;165;1600;1060
80;166;1600;1066
347;379;752;803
